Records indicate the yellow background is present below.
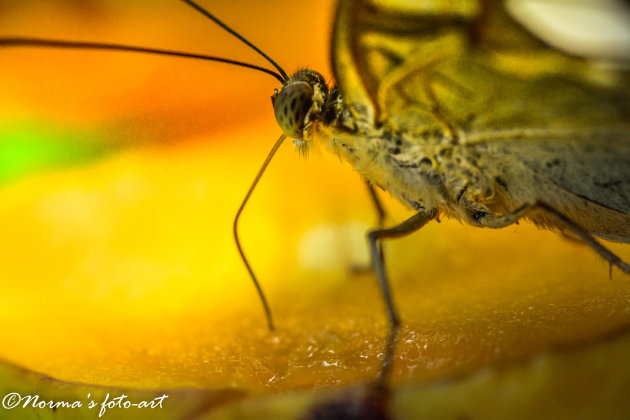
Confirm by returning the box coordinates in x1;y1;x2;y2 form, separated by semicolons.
0;0;629;394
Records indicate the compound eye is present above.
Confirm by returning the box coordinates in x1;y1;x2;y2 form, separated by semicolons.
273;81;313;139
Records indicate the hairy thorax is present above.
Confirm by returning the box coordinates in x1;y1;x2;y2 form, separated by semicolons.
313;115;499;222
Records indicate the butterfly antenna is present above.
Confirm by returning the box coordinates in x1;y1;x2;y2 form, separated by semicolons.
0;38;285;84
181;0;289;83
233;134;287;331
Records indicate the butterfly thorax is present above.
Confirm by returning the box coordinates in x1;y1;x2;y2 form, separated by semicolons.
323;124;498;218
272;69;498;221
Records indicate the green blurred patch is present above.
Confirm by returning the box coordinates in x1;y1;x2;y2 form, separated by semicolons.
0;122;124;185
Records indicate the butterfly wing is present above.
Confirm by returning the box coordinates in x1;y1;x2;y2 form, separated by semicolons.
332;0;481;132
331;0;630;241
332;0;630;131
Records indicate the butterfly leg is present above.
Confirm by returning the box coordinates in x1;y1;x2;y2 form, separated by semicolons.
469;201;630;274
368;209;437;384
369;210;437;326
366;181;387;228
349;182;388;274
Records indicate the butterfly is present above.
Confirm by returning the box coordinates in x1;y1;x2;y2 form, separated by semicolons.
2;0;630;388
266;0;630;382
273;3;630;290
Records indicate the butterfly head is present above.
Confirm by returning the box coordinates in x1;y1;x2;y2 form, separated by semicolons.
271;69;328;144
